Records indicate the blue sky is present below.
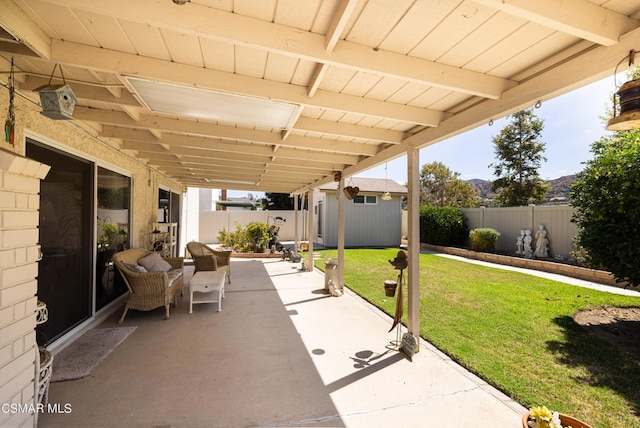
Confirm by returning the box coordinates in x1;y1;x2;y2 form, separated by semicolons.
229;74;619;198
361;74;618;184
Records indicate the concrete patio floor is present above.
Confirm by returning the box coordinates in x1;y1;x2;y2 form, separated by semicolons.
39;257;527;428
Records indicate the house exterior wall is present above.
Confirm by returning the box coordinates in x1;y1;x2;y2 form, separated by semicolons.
2;94;183;250
0;88;183;426
0;149;50;428
321;191;403;248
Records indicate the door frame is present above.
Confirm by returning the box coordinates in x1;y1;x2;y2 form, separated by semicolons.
25;130;132;349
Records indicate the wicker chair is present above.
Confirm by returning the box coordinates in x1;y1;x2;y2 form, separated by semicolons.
186;241;232;283
112;248;184;323
191;254;217;272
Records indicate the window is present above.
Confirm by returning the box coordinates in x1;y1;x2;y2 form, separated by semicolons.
97;167;131;311
353;195;377;204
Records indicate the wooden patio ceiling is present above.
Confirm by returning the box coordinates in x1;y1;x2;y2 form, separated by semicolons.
1;0;639;194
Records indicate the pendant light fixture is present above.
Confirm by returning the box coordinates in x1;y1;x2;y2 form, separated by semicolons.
381;162;392;201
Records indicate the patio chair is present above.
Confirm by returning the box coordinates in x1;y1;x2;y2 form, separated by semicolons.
191;254;217;273
112;248;184;323
186;241;232;283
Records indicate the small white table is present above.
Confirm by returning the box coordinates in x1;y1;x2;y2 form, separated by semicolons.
189;271;226;313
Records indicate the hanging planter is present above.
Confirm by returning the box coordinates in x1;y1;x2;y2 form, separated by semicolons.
343;185;359;200
384;280;397;297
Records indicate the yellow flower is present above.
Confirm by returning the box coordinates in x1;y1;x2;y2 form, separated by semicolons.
529;406;562;428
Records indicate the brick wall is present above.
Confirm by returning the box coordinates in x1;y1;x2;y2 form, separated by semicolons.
0;149;50;428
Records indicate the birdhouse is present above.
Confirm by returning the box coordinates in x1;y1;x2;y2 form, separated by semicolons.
35;84;78;120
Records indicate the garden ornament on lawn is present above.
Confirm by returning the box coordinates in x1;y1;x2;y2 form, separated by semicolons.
516;229;525;254
388;251;408;333
387;250;417;358
534;224;549;258
523;229;534;259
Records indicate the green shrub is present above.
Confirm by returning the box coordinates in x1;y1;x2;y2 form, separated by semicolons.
469;228;500;252
217;221;270;253
245;221;270;253
217;223;245;251
571;128;640;286
419;206;468;246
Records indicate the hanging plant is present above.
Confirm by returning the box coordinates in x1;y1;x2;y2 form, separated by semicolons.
4;57;15;146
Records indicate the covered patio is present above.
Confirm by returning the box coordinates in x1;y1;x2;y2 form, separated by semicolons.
2;1;640;427
39;258;525;427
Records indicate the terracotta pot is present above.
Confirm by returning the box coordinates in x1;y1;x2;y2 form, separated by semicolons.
384;280;397;297
522;411;592;428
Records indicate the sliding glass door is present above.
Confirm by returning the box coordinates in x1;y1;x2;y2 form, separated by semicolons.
27;140;133;343
27;140;93;344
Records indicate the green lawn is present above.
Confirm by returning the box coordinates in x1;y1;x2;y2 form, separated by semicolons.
314;249;640;428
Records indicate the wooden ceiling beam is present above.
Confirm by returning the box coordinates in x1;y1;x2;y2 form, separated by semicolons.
473;0;639;46
124;140;361;165
21;75;140;106
0;1;50;58
100;122;378;156
52;41;444;126
75;106;402;143
41;0;511;98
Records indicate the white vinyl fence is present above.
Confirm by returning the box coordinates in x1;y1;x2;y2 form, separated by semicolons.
205;206;578;259
401;205;579;259
199;210;309;244
461;205;578;259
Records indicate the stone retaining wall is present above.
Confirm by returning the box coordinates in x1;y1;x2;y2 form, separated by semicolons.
230;252;283;259
421;243;629;289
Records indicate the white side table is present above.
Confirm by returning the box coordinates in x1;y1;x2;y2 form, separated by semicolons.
189;270;226;313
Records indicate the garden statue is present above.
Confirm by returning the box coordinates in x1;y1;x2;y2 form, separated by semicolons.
535;224;549;258
516;229;525;254
388;250;407;333
523;229;534;258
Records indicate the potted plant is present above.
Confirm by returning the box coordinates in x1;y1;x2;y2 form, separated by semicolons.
522;406;591;428
98;223;126;252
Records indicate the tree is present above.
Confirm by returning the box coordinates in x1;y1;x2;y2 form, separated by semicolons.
570;129;640;286
570;67;640;286
490;108;550;206
260;193;309;210
262;193;294;210
419;161;479;207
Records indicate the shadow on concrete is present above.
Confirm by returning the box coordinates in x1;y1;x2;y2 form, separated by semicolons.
40;259;345;428
326;351;407;393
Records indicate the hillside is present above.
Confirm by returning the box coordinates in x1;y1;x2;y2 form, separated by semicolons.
468;175;577;203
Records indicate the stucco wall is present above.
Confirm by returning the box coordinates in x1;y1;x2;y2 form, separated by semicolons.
0;90;183;249
0;79;183;426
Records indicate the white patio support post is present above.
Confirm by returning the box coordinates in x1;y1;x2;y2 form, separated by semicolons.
407;147;421;351
293;194;300;255
337;176;345;292
306;189;315;271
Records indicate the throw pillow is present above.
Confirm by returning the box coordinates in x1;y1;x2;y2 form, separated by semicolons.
123;262;147;273
138;252;173;272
